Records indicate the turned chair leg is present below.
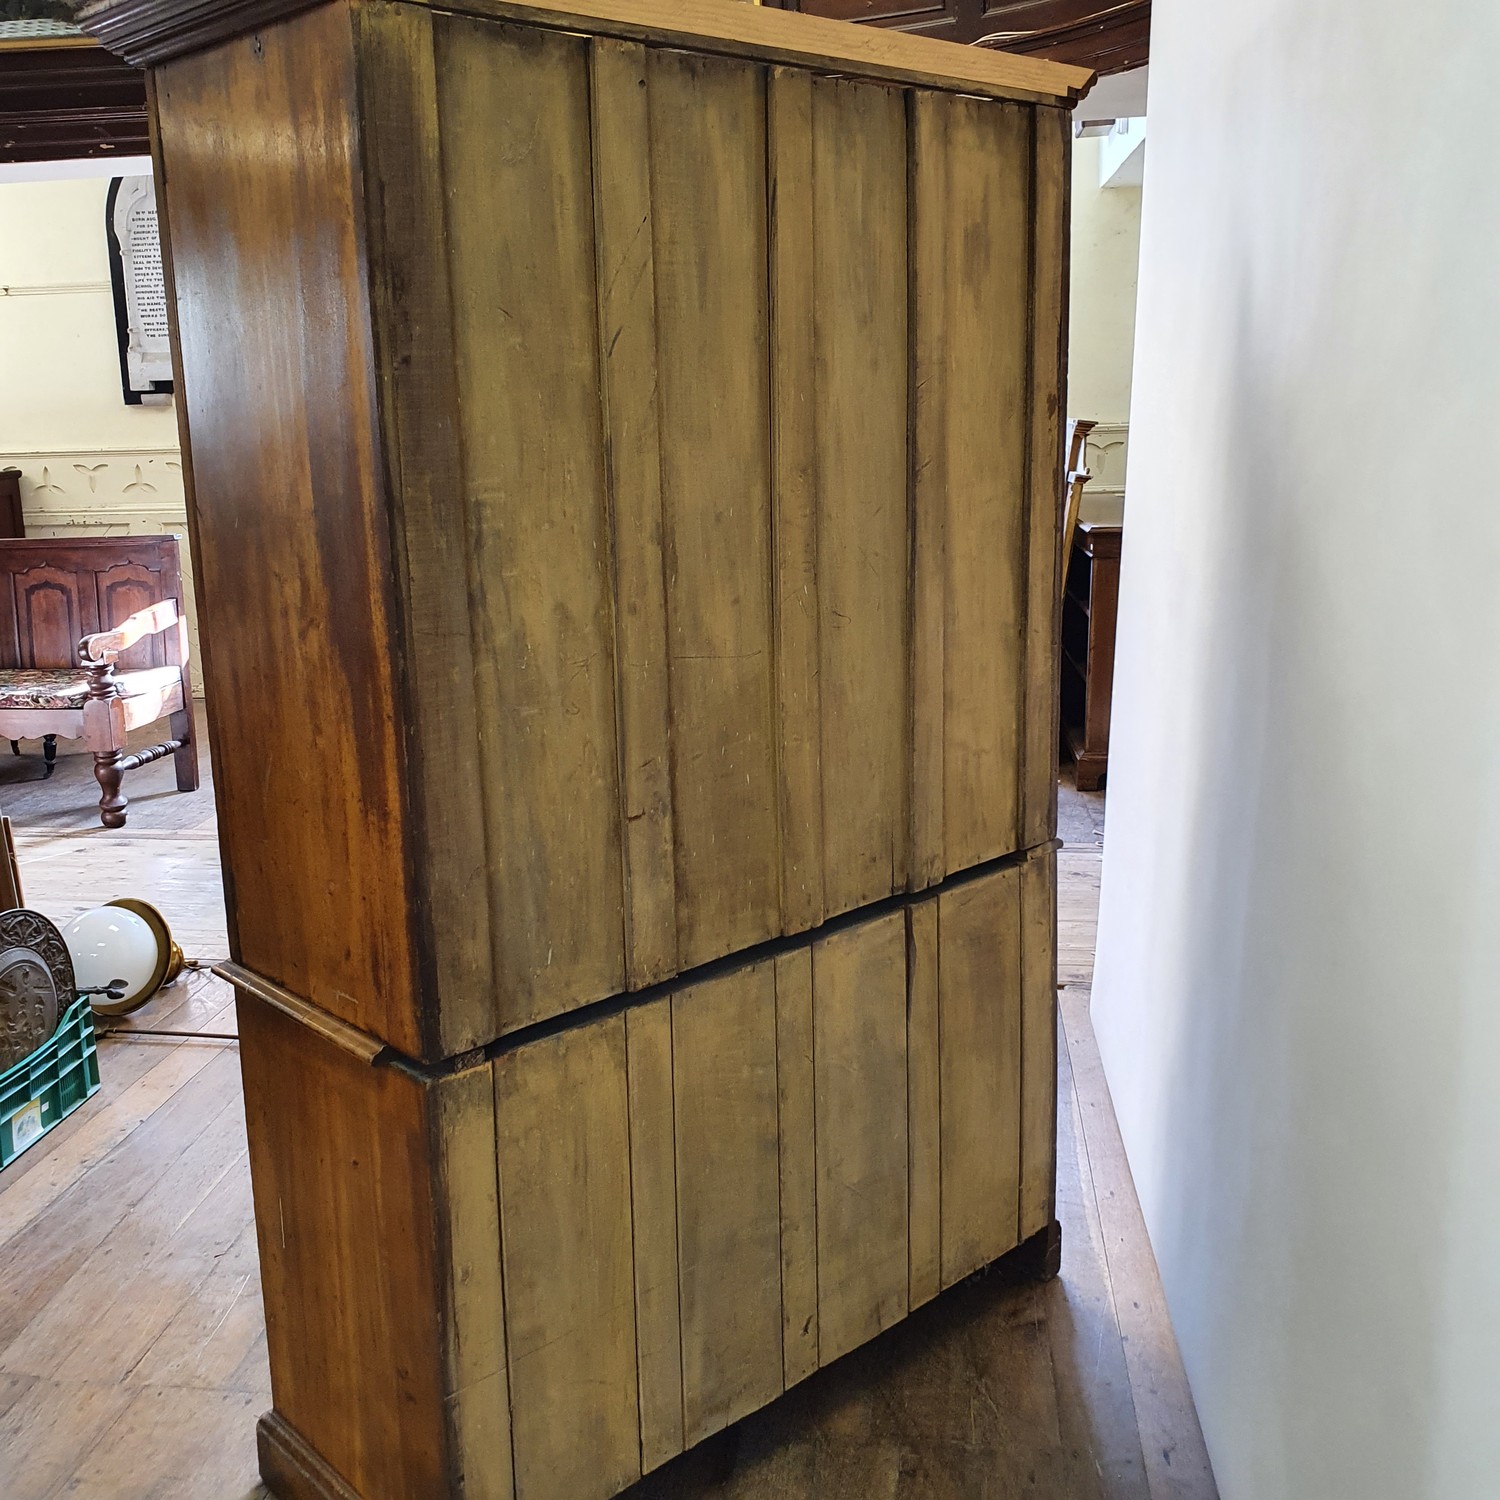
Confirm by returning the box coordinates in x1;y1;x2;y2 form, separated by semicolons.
42;735;57;779
93;748;129;829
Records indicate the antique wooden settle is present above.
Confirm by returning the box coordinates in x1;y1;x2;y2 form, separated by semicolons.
77;1;1091;1496
0;536;198;823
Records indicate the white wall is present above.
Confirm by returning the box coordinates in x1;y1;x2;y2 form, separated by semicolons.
1069;132;1141;508
0;175;202;694
1092;3;1500;1497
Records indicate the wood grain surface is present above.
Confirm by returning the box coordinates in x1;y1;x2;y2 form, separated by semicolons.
906;894;942;1308
1023;104;1073;848
436;14;626;1034
354;0;497;1056
129;9;1084;1497
495;1019;640;1500
767;65;824;938
593;37;679;992
148;5;1071;1057
812;909;910;1363
938;865;1025;1286
80;0;1094;101
811;76;911;919
626;998;687;1473
773;945;819;1388
650;47;780;975
671;961;785;1448
236;994;448;1498
153;4;422;1053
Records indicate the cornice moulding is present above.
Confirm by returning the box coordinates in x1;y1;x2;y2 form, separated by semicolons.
77;0;1093;103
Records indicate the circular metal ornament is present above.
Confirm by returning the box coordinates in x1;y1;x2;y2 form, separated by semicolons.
0;908;74;1072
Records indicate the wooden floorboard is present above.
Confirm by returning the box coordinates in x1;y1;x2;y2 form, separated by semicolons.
0;759;1216;1498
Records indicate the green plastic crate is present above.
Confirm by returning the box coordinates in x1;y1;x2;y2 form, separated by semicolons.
0;995;101;1170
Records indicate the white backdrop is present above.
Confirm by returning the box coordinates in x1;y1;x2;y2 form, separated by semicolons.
1092;2;1500;1495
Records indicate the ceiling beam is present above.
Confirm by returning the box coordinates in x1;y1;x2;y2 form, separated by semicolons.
0;30;149;164
763;0;1148;77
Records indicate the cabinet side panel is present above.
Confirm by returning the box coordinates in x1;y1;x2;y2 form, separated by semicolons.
649;49;780;971
496;1019;640;1500
237;992;448;1498
812;909;910;1364
1021;105;1071;849
153;4;420;1053
812;76;911;917
354;0;497;1055
435;15;626;1033
1019;844;1059;1240
938;865;1024;1284
671;961;784;1445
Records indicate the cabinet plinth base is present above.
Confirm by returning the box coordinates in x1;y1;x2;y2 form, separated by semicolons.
258;1412;362;1500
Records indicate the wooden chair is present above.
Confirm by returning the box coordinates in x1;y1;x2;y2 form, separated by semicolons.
0;537;198;827
1061;418;1096;603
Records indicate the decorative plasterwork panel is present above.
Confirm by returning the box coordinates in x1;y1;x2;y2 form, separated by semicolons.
2;446;185;512
1082;421;1127;496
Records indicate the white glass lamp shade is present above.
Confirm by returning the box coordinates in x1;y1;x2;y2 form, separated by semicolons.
62;905;166;1015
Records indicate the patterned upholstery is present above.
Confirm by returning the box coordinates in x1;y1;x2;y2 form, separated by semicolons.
0;665;184;713
0;670;91;710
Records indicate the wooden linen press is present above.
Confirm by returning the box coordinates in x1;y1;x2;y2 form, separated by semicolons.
76;1;1091;1496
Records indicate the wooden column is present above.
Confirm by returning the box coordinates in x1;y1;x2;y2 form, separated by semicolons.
77;2;1090;1495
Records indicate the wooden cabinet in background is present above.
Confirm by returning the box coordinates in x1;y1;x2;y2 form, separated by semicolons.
0;470;23;539
0;536;183;673
77;1;1092;1496
1061;519;1121;790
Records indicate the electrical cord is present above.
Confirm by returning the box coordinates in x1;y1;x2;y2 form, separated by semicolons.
95;954;239;1041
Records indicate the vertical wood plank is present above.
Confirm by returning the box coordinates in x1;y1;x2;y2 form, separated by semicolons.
767;65;824;937
436;16;625;1033
671;961;783;1444
495;1020;639;1500
593;38;679;991
813;77;911;918
908;91;947;891
434;1064;513;1500
1019;845;1059;1240
1021;105;1072;851
773;945;818;1386
0;575;18;678
625;999;685;1472
913;90;1034;877
354;0;496;1056
649;49;780;971
813;910;909;1364
906;895;942;1308
939;866;1024;1286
